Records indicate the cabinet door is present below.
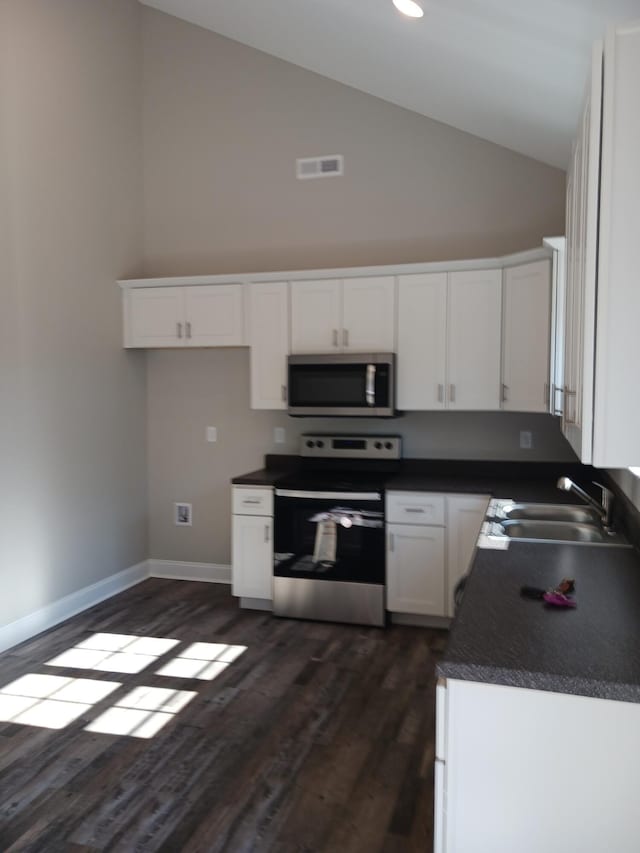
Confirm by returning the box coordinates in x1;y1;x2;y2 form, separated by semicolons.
124;287;185;348
396;273;448;410
290;279;342;354
231;515;273;600
386;524;445;616
341;276;395;352
448;270;502;410
185;285;244;347
446;495;489;617
248;282;289;410
502;260;551;412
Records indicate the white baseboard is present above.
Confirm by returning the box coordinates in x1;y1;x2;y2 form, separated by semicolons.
148;559;231;585
0;561;148;655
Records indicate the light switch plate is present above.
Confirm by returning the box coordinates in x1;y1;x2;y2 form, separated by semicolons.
274;427;285;444
207;426;217;443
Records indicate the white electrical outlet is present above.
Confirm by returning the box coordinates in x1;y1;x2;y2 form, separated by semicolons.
174;502;192;526
206;426;217;443
520;431;533;450
274;427;286;444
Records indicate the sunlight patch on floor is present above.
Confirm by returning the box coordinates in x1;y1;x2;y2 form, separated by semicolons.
0;674;121;730
85;686;197;738
156;642;247;681
45;633;180;675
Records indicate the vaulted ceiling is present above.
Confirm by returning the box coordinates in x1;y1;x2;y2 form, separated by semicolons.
140;0;640;169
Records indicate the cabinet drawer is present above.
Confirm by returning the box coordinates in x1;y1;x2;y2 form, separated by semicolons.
386;492;446;526
232;487;274;516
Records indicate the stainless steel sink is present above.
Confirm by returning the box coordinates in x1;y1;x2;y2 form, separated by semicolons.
499;503;600;525
498;519;629;546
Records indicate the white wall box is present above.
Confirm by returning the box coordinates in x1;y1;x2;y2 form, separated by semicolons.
446;495;489;617
248;282;289;410
502;259;552;412
231;486;273;601
435;679;640;853
563;23;640;466
290;276;395;354
124;284;244;348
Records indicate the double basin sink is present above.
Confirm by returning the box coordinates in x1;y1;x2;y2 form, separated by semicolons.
489;501;629;546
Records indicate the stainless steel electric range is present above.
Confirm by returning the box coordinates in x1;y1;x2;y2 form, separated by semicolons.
273;433;402;627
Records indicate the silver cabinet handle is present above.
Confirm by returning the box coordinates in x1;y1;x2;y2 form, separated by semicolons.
564;387;577;425
343;328;349;347
405;507;426;514
389;532;395;552
449;384;456;403
332;329;338;347
366;364;376;406
177;322;183;339
243;498;261;505
437;384;444;404
552;384;564;417
186;321;192;339
501;384;509;403
281;385;287;403
265;524;270;543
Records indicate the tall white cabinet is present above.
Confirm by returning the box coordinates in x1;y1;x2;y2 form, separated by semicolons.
502;259;552;412
563;22;640;467
447;270;502;410
248;282;289;410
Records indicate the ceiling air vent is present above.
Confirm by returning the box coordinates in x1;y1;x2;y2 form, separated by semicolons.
296;155;344;180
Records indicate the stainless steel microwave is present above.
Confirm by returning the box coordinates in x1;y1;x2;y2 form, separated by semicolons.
287;353;395;417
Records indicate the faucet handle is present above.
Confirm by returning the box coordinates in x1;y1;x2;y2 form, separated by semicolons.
593;481;614;525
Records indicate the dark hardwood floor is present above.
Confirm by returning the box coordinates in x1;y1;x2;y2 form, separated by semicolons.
0;579;445;852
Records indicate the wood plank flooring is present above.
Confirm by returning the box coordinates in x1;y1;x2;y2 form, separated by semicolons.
0;579;446;852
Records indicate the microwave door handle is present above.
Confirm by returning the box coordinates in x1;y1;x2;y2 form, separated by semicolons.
366;364;376;406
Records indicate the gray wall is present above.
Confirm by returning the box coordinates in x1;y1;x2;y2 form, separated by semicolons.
141;8;566;276
0;0;147;627
141;9;571;565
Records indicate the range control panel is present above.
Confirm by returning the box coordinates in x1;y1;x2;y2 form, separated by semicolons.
300;434;402;460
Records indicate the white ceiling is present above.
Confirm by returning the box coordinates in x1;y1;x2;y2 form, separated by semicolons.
140;0;640;168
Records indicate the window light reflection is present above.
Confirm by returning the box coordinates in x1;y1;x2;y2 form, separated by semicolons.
45;633;180;675
85;686;196;739
156;642;247;681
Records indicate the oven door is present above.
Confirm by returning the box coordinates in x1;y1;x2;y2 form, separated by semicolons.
273;489;386;626
287;353;395;417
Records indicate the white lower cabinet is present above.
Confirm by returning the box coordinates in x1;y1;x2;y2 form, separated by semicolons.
386;524;446;616
435;679;640;853
231;487;273;601
386;492;488;619
446;495;490;617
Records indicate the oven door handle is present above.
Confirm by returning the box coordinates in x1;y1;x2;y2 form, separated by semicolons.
275;489;382;501
366;364;376;407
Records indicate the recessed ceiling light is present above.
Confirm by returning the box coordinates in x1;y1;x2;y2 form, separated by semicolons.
393;0;424;18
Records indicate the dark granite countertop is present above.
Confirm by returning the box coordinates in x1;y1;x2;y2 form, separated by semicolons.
231;467;292;487
437;541;640;703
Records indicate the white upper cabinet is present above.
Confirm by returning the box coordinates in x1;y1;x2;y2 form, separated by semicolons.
448;269;502;410
248;282;289;410
341;277;395;352
290;279;342;354
290;276;395;354
124;284;244;348
184;285;244;347
502;260;552;412
396;273;448;410
125;287;186;348
592;22;640;467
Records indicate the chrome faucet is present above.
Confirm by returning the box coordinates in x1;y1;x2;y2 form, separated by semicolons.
557;477;614;529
